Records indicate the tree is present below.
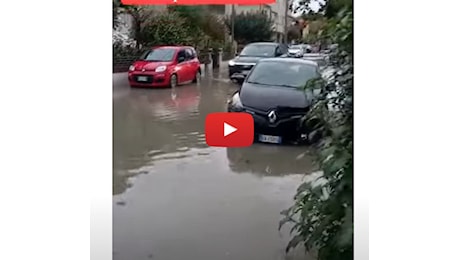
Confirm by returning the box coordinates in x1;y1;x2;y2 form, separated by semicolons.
287;25;303;42
199;13;227;44
139;12;194;47
116;3;144;47
113;0;119;29
279;3;353;260
323;0;352;18
167;5;205;32
168;5;227;46
302;18;328;46
225;11;274;44
293;0;352;18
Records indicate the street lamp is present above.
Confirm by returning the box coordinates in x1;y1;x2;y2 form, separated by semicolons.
284;0;289;43
230;5;235;57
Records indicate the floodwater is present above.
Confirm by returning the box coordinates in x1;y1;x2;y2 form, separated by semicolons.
113;68;317;260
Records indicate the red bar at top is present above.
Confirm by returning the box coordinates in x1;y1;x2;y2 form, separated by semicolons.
121;0;275;5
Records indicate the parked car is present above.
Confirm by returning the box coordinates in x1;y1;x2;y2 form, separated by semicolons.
304;44;313;53
302;53;329;68
287;44;311;57
128;46;201;88
287;45;303;57
228;42;288;84
227;58;321;145
287;44;312;58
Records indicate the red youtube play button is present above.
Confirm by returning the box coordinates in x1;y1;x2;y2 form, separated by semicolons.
205;112;254;147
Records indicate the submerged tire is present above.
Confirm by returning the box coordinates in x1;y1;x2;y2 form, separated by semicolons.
170;74;178;88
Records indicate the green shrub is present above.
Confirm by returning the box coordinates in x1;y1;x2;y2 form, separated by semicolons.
168;6;226;48
139;12;194;47
225;11;274;44
280;7;353;260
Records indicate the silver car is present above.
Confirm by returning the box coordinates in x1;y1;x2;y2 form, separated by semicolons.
287;44;307;57
302;53;328;68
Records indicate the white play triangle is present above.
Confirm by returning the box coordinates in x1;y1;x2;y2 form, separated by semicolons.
224;122;237;137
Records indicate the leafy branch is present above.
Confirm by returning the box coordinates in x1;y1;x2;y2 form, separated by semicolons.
280;6;353;260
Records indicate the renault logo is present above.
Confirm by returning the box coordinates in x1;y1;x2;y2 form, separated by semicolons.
268;110;277;123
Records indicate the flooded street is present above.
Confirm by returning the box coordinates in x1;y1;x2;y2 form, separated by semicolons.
113;69;317;260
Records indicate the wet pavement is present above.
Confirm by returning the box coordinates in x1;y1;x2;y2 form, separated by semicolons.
113;67;317;260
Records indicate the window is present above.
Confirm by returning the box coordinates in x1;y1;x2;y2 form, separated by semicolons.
141;48;176;62
191;48;197;59
177;50;186;62
275;47;282;56
246;61;320;88
185;48;195;60
240;44;277;57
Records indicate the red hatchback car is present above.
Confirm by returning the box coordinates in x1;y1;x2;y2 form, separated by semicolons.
128;46;201;88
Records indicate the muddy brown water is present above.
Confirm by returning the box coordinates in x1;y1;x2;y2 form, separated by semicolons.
113;71;317;260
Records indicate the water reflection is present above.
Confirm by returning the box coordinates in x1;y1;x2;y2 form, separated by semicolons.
227;144;317;176
113;80;239;195
113;74;317;260
113;147;313;260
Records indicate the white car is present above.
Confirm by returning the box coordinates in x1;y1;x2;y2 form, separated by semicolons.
287;45;307;57
288;44;313;57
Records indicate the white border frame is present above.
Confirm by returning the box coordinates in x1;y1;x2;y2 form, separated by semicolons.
1;1;460;260
0;1;112;260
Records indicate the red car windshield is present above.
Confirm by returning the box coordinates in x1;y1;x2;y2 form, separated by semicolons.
141;48;176;62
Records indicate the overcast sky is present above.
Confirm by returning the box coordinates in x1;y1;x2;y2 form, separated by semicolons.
291;0;326;16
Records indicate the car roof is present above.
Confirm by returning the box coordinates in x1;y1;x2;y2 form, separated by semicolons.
246;42;279;46
303;53;327;58
151;45;194;50
258;57;319;66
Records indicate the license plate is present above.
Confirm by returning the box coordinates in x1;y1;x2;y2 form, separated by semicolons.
258;134;282;144
137;76;148;82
